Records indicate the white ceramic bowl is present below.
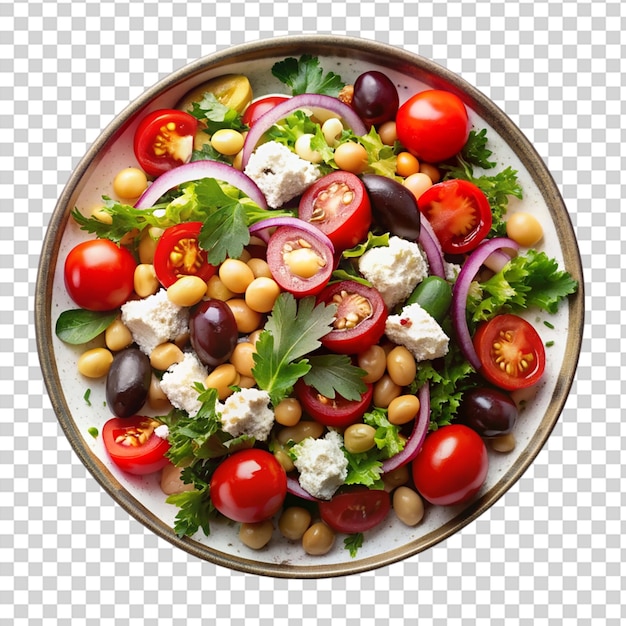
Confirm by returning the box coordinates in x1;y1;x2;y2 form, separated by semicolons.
36;35;584;578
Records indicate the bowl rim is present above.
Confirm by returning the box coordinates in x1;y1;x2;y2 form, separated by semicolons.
35;34;584;578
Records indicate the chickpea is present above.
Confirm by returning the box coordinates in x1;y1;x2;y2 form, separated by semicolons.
302;522;335;556
333;141;368;174
506;212;544;247
147;374;172;411
276;420;325;445
490;432;516;453
245;276;281;313
113;167;148;200
237;375;256;389
226;298;263;334
396;152;420;177
160;462;194;495
150;342;184;371
377;120;397;146
274;397;302;427
393;486;425;526
206;275;235;301
387;394;421;426
247;329;264;346
105;318;133;352
403;172;433;201
321;117;344;146
278;506;312;540
205;363;240;400
134;263;159;298
239;519;274;550
419;162;441;183
230;341;256;378
343;423;377;454
91;207;113;224
77;348;114;378
138;227;163;264
274;448;295;473
373;374;402;408
167;275;207;307
386;346;417;387
210;128;245;156
382;464;409;491
247;257;272;279
294;133;323;163
284;247;324;279
219;258;255;294
357;344;387;383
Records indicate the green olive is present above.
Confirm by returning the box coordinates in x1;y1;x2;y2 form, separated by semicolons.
343;423;377;454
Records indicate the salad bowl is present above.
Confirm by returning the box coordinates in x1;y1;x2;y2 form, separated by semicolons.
36;35;583;578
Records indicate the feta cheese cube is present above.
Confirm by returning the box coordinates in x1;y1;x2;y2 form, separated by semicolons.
244;141;322;208
358;236;429;309
292;431;348;500
159;352;208;417
121;289;189;356
219;388;275;442
385;302;449;362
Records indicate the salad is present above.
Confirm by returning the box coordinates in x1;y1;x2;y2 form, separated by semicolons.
56;55;578;558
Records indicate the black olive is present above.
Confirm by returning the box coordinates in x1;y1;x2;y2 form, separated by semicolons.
105;347;151;418
458;387;518;438
189;299;238;368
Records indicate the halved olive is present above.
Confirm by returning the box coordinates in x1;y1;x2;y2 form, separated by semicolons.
176;74;253;115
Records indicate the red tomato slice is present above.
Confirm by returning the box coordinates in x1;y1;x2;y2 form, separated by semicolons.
241;95;290;126
318;486;391;533
153;222;217;288
395;89;470;163
417;179;492;254
266;225;334;297
298;171;372;252
102;416;170;476
133;109;198;177
412;424;488;506
64;239;137;311
316;281;387;354
210;449;287;523
473;314;546;391
294;379;373;428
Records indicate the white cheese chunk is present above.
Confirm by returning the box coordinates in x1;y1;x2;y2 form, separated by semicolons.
159;352;208;417
292;431;348;500
219;388;275;442
357;236;429;309
244;141;322;208
121;289;189;356
385;302;449;362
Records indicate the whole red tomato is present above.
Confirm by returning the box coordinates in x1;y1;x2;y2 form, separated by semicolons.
396;90;470;163
412;424;488;506
210;449;287;523
64;239;137;311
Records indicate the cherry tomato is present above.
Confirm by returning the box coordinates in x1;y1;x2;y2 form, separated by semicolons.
294;380;373;428
318;486;391;533
241;95;290;127
396;90;470;163
473;314;546;391
412;424;488;506
266;225;334;297
316;281;387;355
64;239;137;311
102;416;170;475
210;449;287;523
298;171;372;251
417;179;492;254
153;222;217;288
133;109;198;177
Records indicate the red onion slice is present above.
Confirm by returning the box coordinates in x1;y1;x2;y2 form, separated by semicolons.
381;383;430;474
451;237;520;370
241;93;368;168
134;160;267;209
249;216;335;255
418;213;446;278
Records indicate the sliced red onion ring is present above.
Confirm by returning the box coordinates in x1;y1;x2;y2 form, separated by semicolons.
418;213;446;278
451;237;520;370
241;93;368;168
483;248;517;273
286;475;319;501
134;160;267;209
249;216;335;255
381;383;430;474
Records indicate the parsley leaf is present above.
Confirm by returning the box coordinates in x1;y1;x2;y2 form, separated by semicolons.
251;293;338;406
344;533;364;558
166;479;216;537
187;92;247;134
271;55;345;96
304;354;368;401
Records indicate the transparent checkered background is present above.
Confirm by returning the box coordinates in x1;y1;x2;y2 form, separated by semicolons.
1;0;624;623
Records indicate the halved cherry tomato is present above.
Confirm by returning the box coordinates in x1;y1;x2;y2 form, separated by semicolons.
210;449;287;523
102;416;170;475
153;222;217;288
417;179;492;254
133;109;198;177
316;281;387;354
473;314;546;390
241;95;290;127
412;424;488;506
395;89;470;163
266;225;334;297
294;379;373;428
298;171;372;251
64;239;137;311
318;486;391;533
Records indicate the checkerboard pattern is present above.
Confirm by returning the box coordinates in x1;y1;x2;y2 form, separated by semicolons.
2;0;624;623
